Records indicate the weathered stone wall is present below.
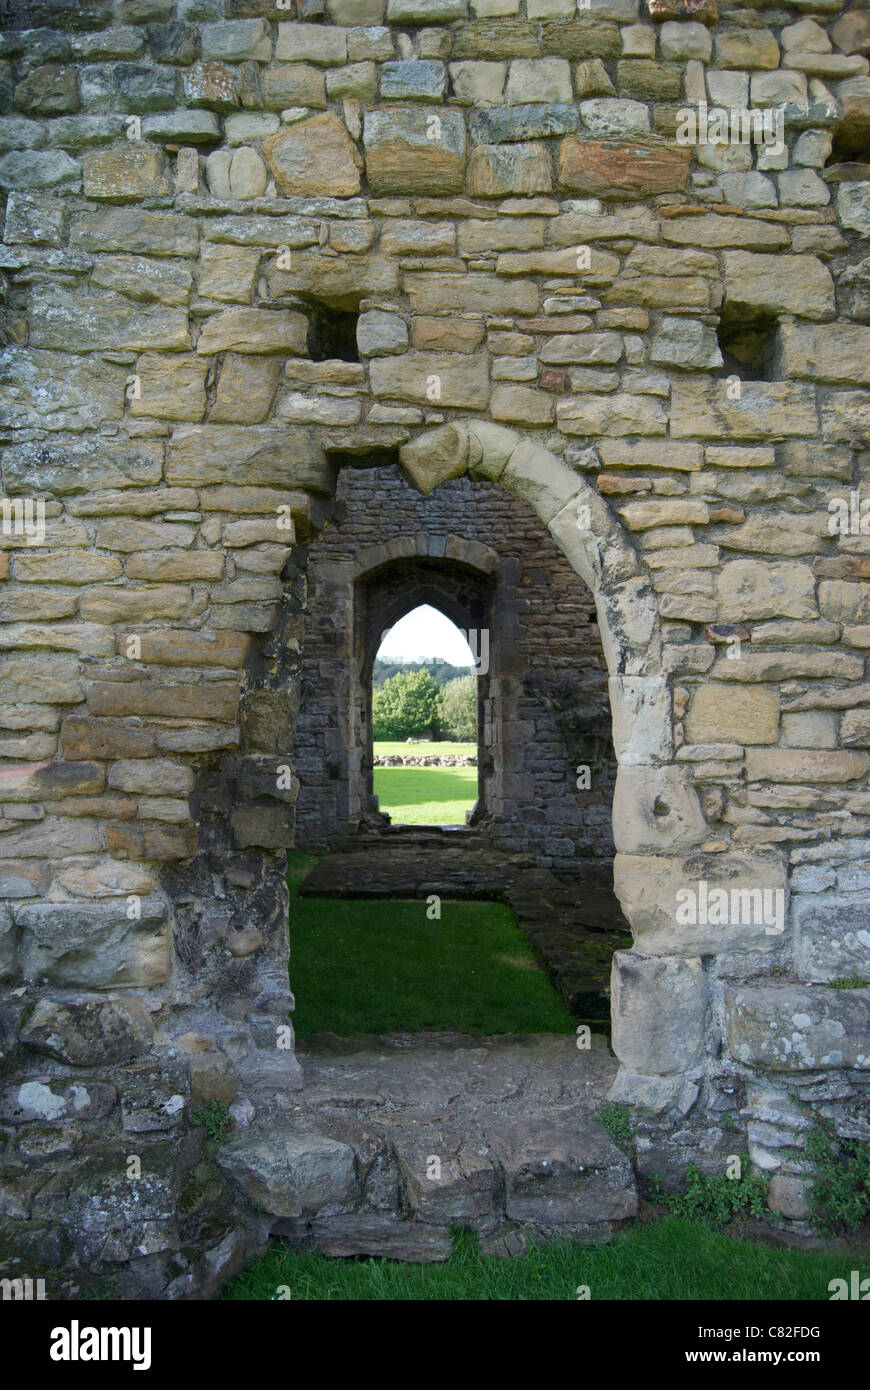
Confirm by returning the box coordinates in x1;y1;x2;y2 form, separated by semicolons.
296;465;616;873
0;0;868;1295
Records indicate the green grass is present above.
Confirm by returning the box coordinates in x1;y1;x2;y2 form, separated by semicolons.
286;852;574;1039
222;1219;866;1301
374;741;476;758
373;764;478;826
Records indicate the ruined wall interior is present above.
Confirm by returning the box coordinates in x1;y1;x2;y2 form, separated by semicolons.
295;465;616;874
0;0;868;1298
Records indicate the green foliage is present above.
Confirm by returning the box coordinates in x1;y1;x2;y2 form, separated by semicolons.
222;1217;863;1302
805;1116;870;1232
650;1157;768;1225
439;674;477;741
372;668;443;740
79;1275;120;1301
373;657;471;690
827;976;867;989
191;1098;234;1143
596;1102;634;1158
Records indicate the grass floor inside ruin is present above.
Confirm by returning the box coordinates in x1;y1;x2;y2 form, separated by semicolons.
222;1221;866;1302
286;851;575;1039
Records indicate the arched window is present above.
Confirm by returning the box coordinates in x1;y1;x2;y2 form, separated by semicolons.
371;604;480;827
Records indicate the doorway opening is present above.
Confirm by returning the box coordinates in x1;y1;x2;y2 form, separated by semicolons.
371;603;480;828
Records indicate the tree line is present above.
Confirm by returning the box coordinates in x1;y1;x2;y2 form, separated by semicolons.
372;667;477;742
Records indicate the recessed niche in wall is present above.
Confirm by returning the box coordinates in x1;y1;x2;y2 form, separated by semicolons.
306;301;360;363
716;305;778;380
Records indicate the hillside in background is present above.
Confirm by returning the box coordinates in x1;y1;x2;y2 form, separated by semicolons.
373;657;473;690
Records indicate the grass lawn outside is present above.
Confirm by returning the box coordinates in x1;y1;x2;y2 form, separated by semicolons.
373;764;478;826
286;852;574;1039
221;1219;866;1301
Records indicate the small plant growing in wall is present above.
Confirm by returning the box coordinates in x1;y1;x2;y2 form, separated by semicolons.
650;1156;768;1225
191;1099;234;1144
826;976;867;990
805;1114;870;1232
596;1102;635;1160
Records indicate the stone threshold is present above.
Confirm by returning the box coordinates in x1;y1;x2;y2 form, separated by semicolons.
217;1033;637;1263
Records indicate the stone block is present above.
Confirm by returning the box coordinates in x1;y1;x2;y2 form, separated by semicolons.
275;22;348;66
263;114;362;197
196;307;308;356
218;1126;359;1217
107;759;194;796
201;19;272;63
557;393;667;436
726;984;870;1071
363;107;466;195
29;285;188;352
231;804;296;848
20;993;154;1065
393;1126;498;1225
777;322;870;386
612;764;708;855
794;895;870;984
16;899;170;989
69;207;197;256
717;559;817;622
92;254;192;306
0;150;80;190
746;748;869;785
486;1115;636;1226
211;354;282;423
611;951;707;1074
380;60;446;101
670;381;818;440
466;141;552;195
558;138;690;197
370;350;489;408
685;682;779;746
130;353;207;422
0;348;127;433
0;655;84;704
615;850;788;954
608;674;673;765
399;421;469;494
403;270;538;315
356;310;408;357
723;251;835;322
198;243;263;303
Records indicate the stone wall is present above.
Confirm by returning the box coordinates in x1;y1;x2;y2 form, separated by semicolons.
0;0;868;1295
295;464;616;874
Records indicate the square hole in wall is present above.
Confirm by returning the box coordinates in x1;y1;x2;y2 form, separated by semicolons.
306;302;360;363
716;306;778;381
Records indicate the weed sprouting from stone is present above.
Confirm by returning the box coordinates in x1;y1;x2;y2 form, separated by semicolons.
191;1099;235;1144
650;1159;768;1225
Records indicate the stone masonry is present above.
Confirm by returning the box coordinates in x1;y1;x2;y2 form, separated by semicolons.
0;0;868;1297
296;465;616;875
